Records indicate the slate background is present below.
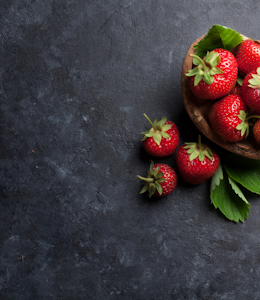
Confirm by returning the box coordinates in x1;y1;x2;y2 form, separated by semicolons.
1;0;260;299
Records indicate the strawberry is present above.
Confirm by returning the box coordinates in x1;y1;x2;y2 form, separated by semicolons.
230;83;242;96
209;94;249;142
235;39;260;77
137;161;177;197
253;119;260;144
141;114;179;157
186;48;238;100
176;136;220;185
241;67;260;115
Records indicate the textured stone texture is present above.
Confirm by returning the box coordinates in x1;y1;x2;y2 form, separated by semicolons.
1;0;260;299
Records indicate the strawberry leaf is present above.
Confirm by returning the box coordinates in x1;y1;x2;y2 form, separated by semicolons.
155;182;162;195
157;117;167;127
194;24;243;58
198;152;205;161
210;164;223;192
210;169;250;223
162;124;172;132
228;177;249;204
190;151;199;161
140;185;148;194
153;133;161;146
161;132;170;139
194;74;203;86
222;155;260;194
237;76;243;86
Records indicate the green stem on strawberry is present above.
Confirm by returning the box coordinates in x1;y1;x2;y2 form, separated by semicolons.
186;50;224;86
137;160;167;198
236;110;254;138
136;175;155;183
190;54;209;72
248;67;260;89
246;115;260;121
143;113;157;130
184;135;213;162
141;114;172;146
198;134;202;151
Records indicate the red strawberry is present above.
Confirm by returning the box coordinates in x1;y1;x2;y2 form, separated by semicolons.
241;67;260;115
137;161;177;197
230;83;242;96
176;136;220;185
141;114;179;157
209;94;249;142
253;119;260;144
235;39;260;77
186;48;238;100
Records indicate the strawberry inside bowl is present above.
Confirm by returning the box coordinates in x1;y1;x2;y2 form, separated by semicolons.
181;32;260;160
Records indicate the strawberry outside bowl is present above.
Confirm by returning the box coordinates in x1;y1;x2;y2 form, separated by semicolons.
181;34;260;160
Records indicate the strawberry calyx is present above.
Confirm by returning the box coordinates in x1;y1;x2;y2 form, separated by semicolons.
185;50;223;86
183;135;213;162
236;110;250;138
137;160;165;197
141;114;172;146
237;76;243;86
248;67;260;89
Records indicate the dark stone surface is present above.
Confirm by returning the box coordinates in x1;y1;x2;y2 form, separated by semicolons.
1;0;260;299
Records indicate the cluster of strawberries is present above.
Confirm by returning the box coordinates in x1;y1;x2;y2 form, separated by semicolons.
187;39;260;144
137;114;220;198
137;38;260;198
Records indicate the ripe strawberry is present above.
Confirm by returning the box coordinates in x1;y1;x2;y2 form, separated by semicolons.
141;114;179;157
209;94;249;142
253;119;260;144
176;136;220;185
137;161;177;197
235;39;260;77
186;48;238;100
230;83;242;96
241;67;260;115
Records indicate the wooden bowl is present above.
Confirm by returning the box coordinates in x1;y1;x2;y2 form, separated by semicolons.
181;34;260;160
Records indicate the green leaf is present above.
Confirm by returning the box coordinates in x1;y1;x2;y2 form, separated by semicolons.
187;147;195;154
237;76;243;86
156;178;165;183
155;182;163;195
153;166;160;177
248;73;260;88
157;117;167;127
210;67;223;75
194;24;243;58
143;132;154;137
222;155;260;194
194;73;203;86
203;73;213;85
192;57;201;65
190;151;199;161
140;184;148;194
162;124;172;132
156;172;164;179
160;132;170;139
210;164;223;193
186;67;200;77
153;133;161;146
210;170;250;222
198;152;205;162
228;176;249;204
